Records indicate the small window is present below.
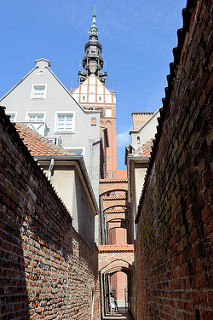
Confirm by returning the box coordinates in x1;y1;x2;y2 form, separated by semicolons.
137;136;141;144
99;96;102;101
28;113;44;122
32;85;46;99
91;117;97;126
56;113;75;132
83;95;86;101
106;109;112;117
6;112;17;122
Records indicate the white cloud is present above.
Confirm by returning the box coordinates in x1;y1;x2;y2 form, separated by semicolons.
116;127;131;147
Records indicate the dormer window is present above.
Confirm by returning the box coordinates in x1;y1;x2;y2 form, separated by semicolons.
32;85;46;99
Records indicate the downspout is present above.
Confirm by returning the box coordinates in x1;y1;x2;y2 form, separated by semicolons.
89;139;101;180
48;158;54;180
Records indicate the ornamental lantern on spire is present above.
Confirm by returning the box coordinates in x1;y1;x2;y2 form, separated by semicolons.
78;7;107;84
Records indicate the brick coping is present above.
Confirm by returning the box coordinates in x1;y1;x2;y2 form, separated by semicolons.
100;179;128;183
98;244;134;252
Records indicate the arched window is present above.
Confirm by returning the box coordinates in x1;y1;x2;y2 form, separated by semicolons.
137;136;140;144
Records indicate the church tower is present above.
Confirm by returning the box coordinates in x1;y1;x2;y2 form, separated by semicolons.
71;9;118;178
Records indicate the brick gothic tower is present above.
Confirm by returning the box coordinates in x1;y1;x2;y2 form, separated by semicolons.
71;9;117;178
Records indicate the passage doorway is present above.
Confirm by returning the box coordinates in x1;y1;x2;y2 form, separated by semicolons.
100;260;133;318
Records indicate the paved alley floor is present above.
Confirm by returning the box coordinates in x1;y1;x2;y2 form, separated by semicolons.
102;308;134;320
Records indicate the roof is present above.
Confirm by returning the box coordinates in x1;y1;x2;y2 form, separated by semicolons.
100;178;128;183
0;107;73;218
15;123;99;215
15;123;69;157
131;112;154;115
132;138;153;157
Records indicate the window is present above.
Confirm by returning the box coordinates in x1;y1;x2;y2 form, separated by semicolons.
106;108;112;117
99;96;102;101
32;85;46;99
83;95;86;101
137;136;141;144
55;112;75;132
91;117;97;126
27;113;44;122
6;112;17;122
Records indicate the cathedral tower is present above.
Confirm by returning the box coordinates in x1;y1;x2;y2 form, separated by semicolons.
72;9;117;178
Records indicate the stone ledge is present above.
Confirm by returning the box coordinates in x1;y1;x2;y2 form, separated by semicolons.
98;244;134;252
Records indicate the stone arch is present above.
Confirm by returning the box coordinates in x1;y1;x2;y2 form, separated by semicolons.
101;259;131;275
100;188;128;197
103;204;130;213
99;180;128;196
100;258;134;317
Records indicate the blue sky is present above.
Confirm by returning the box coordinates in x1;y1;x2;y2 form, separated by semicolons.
0;0;186;169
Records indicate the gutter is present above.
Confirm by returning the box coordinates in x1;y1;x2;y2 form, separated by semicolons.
48;158;54;180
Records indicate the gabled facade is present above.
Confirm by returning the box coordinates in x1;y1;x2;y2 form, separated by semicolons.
130;108;160;150
0;58;102;201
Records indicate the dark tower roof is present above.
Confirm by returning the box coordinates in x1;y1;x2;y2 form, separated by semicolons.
78;8;107;85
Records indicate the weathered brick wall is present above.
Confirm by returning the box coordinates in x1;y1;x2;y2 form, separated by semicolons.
132;113;154;131
135;0;213;319
0;107;100;319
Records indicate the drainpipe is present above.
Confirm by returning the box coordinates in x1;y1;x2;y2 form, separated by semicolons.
89;139;100;180
48;158;54;180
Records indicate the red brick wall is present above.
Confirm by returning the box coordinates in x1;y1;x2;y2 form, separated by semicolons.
0;107;100;320
135;1;213;319
132;113;153;131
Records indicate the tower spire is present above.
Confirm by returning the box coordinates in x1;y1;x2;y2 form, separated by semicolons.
78;7;107;84
90;5;98;39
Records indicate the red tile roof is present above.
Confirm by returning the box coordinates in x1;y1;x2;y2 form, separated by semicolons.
100;179;128;183
133;138;153;157
15;123;69;156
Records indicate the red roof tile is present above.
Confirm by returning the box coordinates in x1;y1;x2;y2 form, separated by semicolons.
100;179;128;183
15;123;69;156
133;138;153;157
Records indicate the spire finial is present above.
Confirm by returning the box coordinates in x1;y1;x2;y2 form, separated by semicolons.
90;6;98;38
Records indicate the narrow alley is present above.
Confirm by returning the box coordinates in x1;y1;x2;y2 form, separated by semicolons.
0;1;212;320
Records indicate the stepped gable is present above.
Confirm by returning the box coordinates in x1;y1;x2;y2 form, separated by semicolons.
15;123;69;156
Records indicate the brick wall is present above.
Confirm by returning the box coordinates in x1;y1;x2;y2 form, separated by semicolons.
132;113;153;131
135;0;213;319
0;107;100;319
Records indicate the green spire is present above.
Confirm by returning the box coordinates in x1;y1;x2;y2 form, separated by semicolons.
90;6;98;38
